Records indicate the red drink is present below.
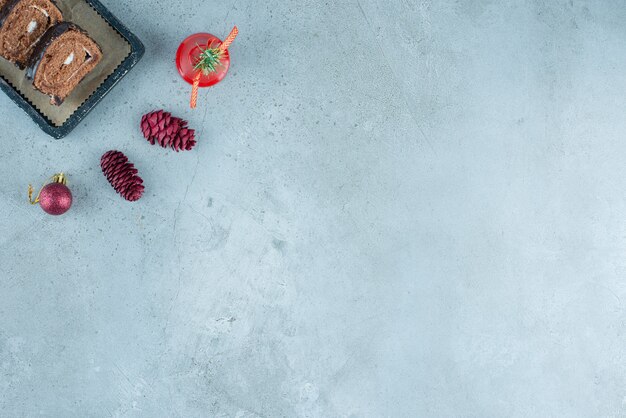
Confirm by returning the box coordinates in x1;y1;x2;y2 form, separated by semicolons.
176;33;231;87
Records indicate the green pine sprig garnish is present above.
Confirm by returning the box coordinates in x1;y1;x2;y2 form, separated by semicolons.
194;44;225;75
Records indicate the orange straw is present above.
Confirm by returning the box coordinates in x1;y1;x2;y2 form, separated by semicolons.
190;72;201;109
219;26;238;52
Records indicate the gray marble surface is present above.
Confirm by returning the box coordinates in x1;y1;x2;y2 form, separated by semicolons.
2;0;626;416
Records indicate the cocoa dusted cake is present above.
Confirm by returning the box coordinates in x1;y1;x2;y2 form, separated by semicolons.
26;22;102;105
0;0;62;68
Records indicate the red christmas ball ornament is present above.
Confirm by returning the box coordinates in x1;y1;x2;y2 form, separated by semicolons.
28;173;73;216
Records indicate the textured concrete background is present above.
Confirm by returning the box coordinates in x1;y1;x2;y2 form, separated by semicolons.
1;0;626;416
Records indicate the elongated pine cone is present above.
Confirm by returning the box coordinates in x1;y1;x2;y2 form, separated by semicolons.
100;150;145;202
141;110;197;152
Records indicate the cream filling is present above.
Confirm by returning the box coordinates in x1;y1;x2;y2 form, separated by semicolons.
29;5;49;17
27;21;38;34
63;52;74;65
66;48;93;82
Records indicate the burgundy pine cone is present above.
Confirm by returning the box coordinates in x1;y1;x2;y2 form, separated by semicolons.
141;110;197;152
100;150;145;202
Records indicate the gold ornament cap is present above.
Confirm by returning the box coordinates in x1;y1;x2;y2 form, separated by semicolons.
28;173;68;204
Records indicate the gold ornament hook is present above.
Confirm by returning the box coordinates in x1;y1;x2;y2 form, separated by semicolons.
28;173;67;205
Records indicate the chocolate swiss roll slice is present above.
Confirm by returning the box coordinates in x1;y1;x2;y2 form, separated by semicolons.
26;22;102;106
0;0;62;68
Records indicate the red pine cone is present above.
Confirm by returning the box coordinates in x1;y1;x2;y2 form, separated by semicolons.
101;150;145;202
141;110;197;152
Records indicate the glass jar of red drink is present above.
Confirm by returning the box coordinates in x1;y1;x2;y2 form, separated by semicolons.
176;33;231;87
